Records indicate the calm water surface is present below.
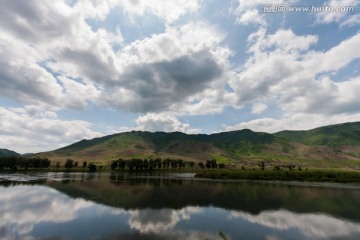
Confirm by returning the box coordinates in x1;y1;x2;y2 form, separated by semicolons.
1;172;360;240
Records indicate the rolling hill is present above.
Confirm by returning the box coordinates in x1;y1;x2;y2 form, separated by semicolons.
34;121;360;169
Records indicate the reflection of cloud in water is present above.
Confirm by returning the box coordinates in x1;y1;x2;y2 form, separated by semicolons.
128;207;202;233
230;209;360;238
0;185;124;239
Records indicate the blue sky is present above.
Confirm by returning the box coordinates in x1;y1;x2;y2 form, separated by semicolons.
0;0;360;153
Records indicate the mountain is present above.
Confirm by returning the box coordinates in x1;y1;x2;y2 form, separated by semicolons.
0;149;20;158
37;122;360;168
274;122;360;146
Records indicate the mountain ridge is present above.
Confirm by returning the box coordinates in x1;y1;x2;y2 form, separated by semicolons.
34;121;360;169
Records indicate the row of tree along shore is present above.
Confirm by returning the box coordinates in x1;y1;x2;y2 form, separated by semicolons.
0;156;50;171
1;157;359;183
0;156;224;172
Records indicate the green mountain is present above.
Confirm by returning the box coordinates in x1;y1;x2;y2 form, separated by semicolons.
274;122;360;146
0;149;20;158
37;121;360;169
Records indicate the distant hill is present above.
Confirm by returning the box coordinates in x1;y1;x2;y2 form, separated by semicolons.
0;149;20;158
36;121;360;169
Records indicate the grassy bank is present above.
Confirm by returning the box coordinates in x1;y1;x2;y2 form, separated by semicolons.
195;169;360;183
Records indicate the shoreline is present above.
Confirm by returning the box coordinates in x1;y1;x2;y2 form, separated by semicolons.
195;169;360;183
1;168;360;183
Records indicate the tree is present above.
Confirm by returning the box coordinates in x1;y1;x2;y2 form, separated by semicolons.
64;159;74;170
259;161;265;171
88;163;97;172
111;160;118;170
198;162;205;169
205;161;211;169
118;159;126;170
56;162;60;169
82;161;87;168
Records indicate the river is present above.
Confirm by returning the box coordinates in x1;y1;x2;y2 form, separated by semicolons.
1;172;360;239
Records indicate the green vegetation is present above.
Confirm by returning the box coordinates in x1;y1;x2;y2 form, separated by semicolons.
274;121;360;146
3;121;360;176
195;169;360;183
33;121;360;169
2;154;359;182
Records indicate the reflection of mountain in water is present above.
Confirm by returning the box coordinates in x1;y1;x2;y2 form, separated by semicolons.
45;172;360;222
1;183;360;240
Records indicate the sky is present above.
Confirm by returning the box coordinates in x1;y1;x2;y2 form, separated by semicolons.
0;0;360;153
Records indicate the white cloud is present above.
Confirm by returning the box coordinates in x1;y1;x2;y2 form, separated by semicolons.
315;0;360;27
229;28;318;105
237;9;265;25
226;27;360;132
98;22;231;114
0;106;102;153
118;0;200;24
233;0;299;26
224;112;360;133
134;113;200;133
251;102;268;114
0;1;231;116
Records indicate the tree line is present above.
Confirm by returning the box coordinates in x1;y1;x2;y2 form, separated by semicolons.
110;158;225;171
0;156;50;171
0;155;226;172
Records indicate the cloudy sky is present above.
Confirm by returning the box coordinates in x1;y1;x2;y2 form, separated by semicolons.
1;0;359;153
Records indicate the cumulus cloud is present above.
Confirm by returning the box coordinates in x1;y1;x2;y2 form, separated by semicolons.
224;112;360;133
134;113;200;133
107;50;223;113
315;0;360;27
97;22;231;114
233;0;299;26
0;106;102;153
251;102;268;114
118;0;200;24
0;1;230;115
0;0;111;109
1;0;360;151
226;26;360;132
229;28;318;105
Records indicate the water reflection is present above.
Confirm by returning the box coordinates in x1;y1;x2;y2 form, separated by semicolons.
230;210;360;239
1;173;360;239
128;207;202;233
0;185;94;239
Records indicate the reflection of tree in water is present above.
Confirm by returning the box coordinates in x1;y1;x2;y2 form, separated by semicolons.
1;183;360;240
51;173;360;221
218;231;230;240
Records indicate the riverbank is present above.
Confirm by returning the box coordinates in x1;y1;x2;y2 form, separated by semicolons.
1;168;360;183
195;169;360;183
